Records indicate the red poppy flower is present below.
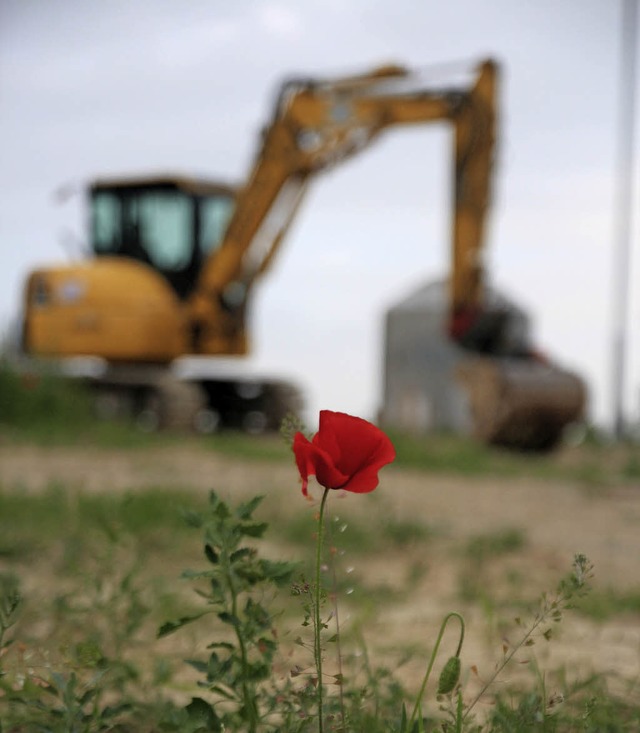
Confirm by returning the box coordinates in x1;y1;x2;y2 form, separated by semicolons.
293;410;396;497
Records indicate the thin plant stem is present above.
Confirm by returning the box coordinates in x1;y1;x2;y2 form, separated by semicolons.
314;487;330;733
327;516;346;726
462;608;544;721
409;611;465;729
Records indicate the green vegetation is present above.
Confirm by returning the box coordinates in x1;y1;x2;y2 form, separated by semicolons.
1;485;637;731
0;360;93;434
574;587;640;621
2;361;640;729
458;527;528;605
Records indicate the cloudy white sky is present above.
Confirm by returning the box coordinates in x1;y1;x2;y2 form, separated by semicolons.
1;1;638;430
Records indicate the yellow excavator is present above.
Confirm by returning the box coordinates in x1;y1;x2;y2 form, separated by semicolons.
21;58;585;447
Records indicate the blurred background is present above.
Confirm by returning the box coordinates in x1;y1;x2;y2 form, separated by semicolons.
1;0;637;436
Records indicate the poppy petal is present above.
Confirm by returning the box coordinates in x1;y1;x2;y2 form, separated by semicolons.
340;463;383;493
317;411;395;479
293;431;349;493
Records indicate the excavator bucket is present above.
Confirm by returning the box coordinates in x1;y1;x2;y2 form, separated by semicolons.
456;356;587;451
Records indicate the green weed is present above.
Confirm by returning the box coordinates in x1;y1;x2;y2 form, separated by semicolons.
574;587;640;621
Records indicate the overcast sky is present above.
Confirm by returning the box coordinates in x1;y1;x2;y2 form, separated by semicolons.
1;0;637;430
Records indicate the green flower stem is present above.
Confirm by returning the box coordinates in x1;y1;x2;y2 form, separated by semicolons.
409;611;465;729
314;487;330;733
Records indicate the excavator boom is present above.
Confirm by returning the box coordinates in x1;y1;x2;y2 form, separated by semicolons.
189;61;497;354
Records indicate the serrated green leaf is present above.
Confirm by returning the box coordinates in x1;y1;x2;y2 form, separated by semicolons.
181;568;217;580
207;683;237;701
205;544;219;564
186;659;209;674
100;702;134;719
185;696;222;730
235;495;264;520
234;565;264;584
218;611;240;627
239;521;268;538
206;641;235;651
157;612;209;638
259;559;298;586
230;547;255;563
214;501;231;520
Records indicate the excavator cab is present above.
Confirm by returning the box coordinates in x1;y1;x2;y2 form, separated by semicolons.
89;176;236;300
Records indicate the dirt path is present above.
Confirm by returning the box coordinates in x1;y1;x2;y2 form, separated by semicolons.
2;441;640;698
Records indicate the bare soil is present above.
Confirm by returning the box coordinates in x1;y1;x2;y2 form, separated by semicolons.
1;439;640;703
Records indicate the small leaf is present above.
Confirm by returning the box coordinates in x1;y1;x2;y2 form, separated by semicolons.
181;569;216;580
218;611;240;627
214;501;231;520
206;641;235;651
205;544;219;564
100;702;134;719
185;659;208;674
236;495;264;520
230;547;255;563
399;702;408;733
158;613;208;638
185;697;222;731
239;521;268;538
259;559;298;586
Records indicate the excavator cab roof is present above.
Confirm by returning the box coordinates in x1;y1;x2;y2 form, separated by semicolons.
90;173;237;198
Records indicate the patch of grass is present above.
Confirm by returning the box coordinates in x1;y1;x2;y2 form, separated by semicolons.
279;510;436;556
0;359;172;449
623;452;640;479
574;587;640;621
200;430;293;462
388;430;509;475
381;517;437;548
0;482;208;561
487;672;640;732
0;360;93;434
464;527;527;560
458;527;527;605
387;428;640;488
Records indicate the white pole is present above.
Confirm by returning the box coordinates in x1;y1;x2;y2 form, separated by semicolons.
612;0;638;439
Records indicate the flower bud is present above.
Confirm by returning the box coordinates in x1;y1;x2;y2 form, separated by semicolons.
437;656;461;695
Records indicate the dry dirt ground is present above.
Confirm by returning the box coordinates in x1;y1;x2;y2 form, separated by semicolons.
1;440;640;706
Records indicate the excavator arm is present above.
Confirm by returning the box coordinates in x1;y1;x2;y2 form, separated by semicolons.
187;60;498;355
